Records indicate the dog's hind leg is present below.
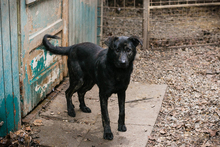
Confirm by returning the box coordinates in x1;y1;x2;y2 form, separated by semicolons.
65;79;84;117
65;61;84;117
77;79;95;113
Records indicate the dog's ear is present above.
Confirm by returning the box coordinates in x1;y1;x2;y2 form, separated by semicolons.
128;36;143;47
104;36;119;48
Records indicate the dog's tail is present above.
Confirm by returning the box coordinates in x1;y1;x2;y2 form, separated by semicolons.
42;34;70;55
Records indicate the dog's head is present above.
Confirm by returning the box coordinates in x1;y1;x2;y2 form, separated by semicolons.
105;36;142;68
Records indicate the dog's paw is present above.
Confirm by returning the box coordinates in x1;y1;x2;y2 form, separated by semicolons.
103;132;113;140
118;124;127;132
80;106;91;113
67;109;76;117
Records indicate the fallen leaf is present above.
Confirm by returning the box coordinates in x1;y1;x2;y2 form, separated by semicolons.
33;119;43;126
148;136;156;141
160;129;166;135
215;109;220;116
25;126;31;131
84;138;91;141
208;129;217;137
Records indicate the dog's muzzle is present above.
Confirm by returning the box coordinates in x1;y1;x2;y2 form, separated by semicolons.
117;53;129;68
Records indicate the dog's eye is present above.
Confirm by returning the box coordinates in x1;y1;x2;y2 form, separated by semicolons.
126;48;131;52
115;49;120;52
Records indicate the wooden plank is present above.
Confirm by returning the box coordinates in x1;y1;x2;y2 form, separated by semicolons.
26;0;36;5
9;0;21;131
0;0;7;137
149;2;220;9
62;0;68;77
143;0;149;49
100;0;103;45
68;0;73;45
1;0;14;133
75;0;80;43
151;43;219;50
20;0;68;116
97;0;102;45
94;0;97;44
29;19;63;51
87;0;91;42
72;0;76;44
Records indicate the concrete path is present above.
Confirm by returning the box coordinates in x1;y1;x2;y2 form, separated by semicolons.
32;82;167;147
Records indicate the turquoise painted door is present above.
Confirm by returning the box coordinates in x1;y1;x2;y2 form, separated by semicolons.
0;0;21;137
20;0;68;116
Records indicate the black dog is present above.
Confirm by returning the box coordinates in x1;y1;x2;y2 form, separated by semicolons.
42;34;142;140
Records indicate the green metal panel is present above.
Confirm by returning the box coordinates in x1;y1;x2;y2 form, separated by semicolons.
69;0;99;45
0;0;21;137
20;0;68;116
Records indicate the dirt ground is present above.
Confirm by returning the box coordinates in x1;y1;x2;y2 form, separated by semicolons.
1;45;220;147
103;6;220;48
132;45;220;146
1;5;220;145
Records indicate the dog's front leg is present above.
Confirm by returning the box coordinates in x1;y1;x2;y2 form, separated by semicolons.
117;91;127;132
99;94;113;140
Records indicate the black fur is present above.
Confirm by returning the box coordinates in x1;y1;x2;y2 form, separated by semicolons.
42;34;142;140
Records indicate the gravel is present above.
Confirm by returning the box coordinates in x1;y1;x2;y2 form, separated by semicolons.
131;45;220;146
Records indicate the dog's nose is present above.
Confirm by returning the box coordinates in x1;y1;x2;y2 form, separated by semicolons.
121;59;126;64
119;54;128;68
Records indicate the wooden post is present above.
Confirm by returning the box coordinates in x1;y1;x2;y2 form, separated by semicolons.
62;0;68;77
143;0;149;49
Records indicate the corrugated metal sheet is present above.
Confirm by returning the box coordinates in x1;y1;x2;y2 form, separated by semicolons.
69;0;99;45
0;0;21;137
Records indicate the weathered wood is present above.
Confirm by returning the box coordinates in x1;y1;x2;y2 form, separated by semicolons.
0;0;21;137
20;0;69;116
9;0;21;131
97;0;103;45
149;2;220;9
62;0;68;77
0;0;7;137
143;0;149;49
26;0;36;5
29;19;63;51
1;0;15;134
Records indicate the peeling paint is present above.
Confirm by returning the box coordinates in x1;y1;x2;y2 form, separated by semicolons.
44;52;57;67
34;67;60;98
29;39;59;79
20;0;68;117
31;52;43;69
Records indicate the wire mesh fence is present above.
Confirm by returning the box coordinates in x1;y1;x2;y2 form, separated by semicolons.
102;0;144;46
149;6;220;49
102;0;220;49
150;0;220;6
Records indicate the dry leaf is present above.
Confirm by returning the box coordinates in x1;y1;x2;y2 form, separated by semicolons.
160;129;166;135
215;109;220;116
25;126;31;131
33;119;43;126
208;129;217;137
148;136;156;141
